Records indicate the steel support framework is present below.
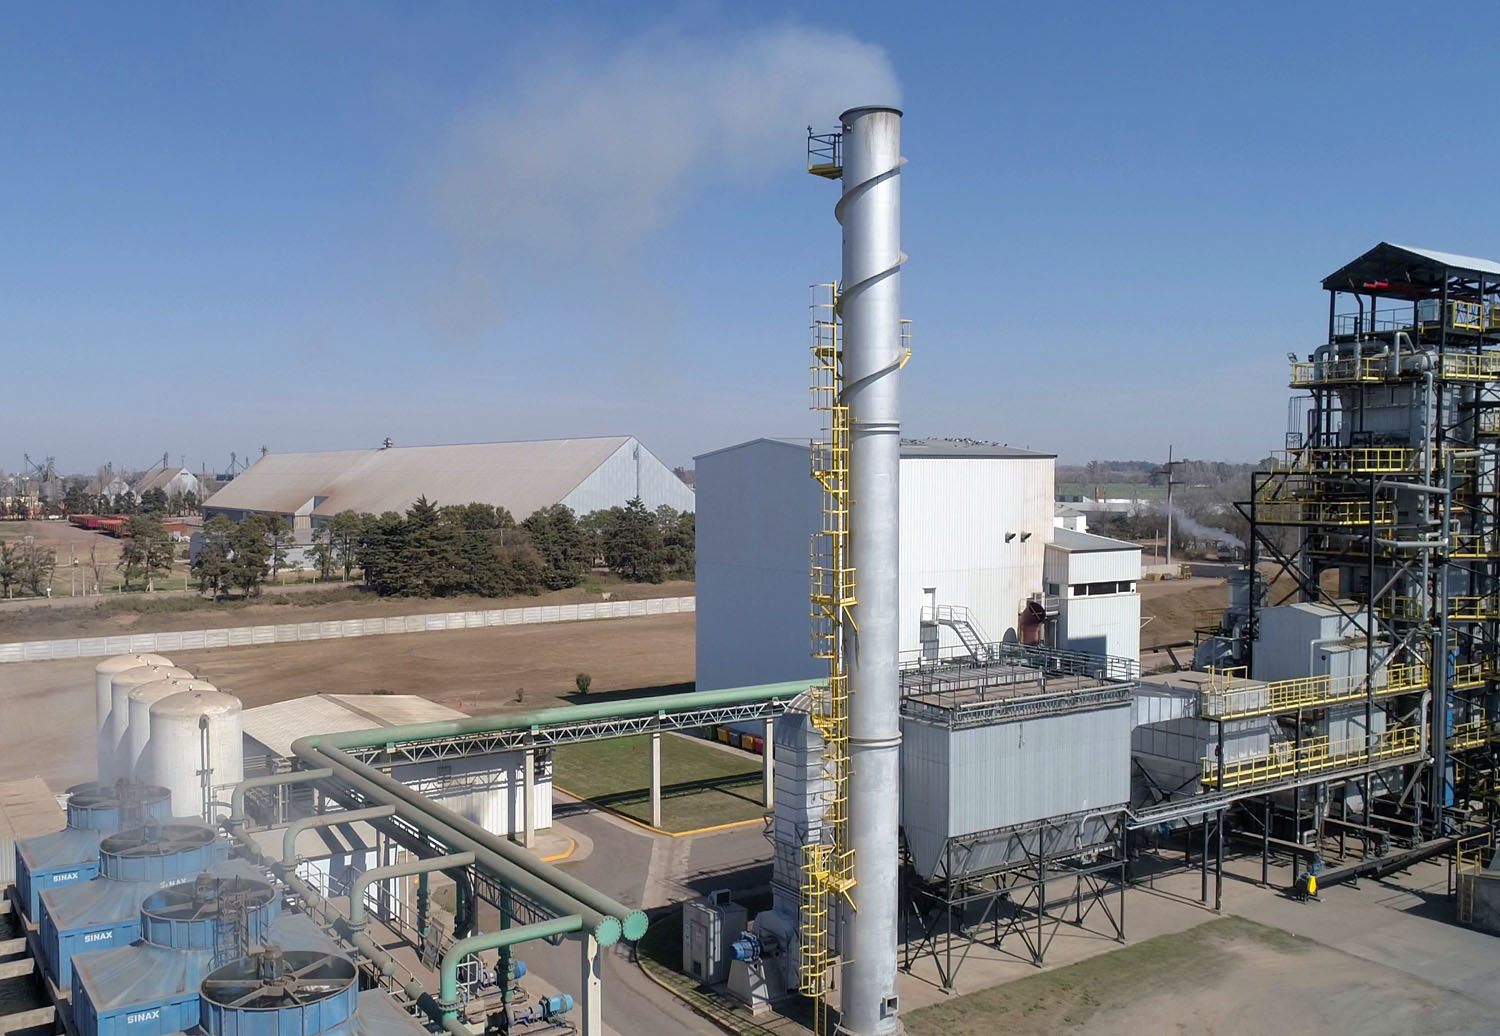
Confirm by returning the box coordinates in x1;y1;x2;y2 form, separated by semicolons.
900;811;1126;989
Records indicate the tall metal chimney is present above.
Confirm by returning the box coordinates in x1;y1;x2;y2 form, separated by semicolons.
837;105;904;1036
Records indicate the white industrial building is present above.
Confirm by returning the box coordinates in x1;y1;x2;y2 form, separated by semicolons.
695;437;1141;691
203;436;693;535
131;466;202;501
240;693;552;838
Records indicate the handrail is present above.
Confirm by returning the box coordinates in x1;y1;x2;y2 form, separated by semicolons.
1201;726;1422;790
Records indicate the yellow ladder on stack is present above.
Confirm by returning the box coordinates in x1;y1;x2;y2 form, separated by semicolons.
801;283;857;1036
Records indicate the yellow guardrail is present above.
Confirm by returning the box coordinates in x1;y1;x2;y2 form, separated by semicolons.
1200;665;1425;720
1268;446;1479;476
1450;533;1498;558
1449;661;1490;689
1449;711;1491;751
1253;499;1394;526
1449;595;1500;621
1479;411;1500;436
1289;357;1386;387
1436;350;1500;380
1456;828;1493;924
1201;726;1422;790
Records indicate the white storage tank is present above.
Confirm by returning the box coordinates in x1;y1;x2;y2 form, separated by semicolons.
94;655;173;785
148;689;243;823
108;666;192;787
126;679;213;789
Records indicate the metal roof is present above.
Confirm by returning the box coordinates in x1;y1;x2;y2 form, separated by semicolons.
242;694;464;760
130;468;197;496
0;777;64;843
900;438;1054;459
203;436;641;520
1322;242;1500;295
1048;527;1141;553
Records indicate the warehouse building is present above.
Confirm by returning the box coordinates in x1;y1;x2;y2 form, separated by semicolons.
695;437;1141;692
130;466;201;501
202;436;693;534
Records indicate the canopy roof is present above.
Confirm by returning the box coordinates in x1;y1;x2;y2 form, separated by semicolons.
1323;242;1500;299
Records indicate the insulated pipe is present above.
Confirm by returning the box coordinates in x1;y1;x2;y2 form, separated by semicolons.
303;741;642;942
349;851;474;930
835;104;905;1036
438;916;585;1019
227;768;333;828
294;740;624;945
282;805;396;868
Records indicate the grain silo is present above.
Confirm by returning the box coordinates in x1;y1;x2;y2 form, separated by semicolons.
106;666;192;786
149;688;244;823
94;655;174;782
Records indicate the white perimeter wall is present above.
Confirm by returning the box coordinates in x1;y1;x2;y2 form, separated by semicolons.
901;456;1054;653
695;442;1056;689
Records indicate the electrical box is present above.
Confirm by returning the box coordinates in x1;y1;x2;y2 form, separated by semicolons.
681;890;748;986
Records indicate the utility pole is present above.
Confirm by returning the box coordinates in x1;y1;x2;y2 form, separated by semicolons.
1161;445;1183;568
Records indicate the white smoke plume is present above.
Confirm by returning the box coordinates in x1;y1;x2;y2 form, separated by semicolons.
432;23;901;258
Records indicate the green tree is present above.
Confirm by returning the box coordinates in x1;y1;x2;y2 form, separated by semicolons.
193;516;234;597
264;514;293;579
62;480;88;515
308;523;336;579
118;515;174;590
139;487;169;514
329;510;366;580
19;540;56;596
359;511;408;595
522;504;589;589
0;542;21;597
656;506;694;578
228;515;272;596
181;490;199;515
600;497;664;583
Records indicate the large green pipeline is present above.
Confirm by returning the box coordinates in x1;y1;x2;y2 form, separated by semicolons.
292;742;624;944
291;679;806;941
308;680;807;752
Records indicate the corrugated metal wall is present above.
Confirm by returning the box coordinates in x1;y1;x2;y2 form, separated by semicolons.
1058;595;1140;662
563;437;696;515
900;457;1054;652
694;441;824;692
901;704;1130;879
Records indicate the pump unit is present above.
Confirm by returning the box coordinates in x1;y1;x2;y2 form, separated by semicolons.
14;782;172;921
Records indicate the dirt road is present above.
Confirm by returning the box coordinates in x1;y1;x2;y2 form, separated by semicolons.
0;613;696;790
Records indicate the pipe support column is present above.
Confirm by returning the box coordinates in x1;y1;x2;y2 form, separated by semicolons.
763;717;775;809
580;934;603;1036
650;730;663;829
523;741;536;849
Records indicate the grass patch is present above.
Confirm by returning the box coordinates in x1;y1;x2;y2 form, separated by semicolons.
553;732;764;832
904;916;1310;1036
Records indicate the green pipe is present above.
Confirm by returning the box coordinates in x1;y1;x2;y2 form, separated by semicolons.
282;805;396;868
313;743;647;940
294;743;622;944
312;680;807;752
227;768;333;825
350;851;474;930
438;915;584;1016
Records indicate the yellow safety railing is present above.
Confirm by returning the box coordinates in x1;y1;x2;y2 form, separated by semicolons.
1253;499;1395;526
1201;666;1423;720
1289;356;1386;387
1200;726;1422;790
1436;350;1500;380
1449;711;1491;751
1378;595;1427;621
1269;446;1480;477
1449;661;1491;690
1450;533;1499;558
1449;595;1500;621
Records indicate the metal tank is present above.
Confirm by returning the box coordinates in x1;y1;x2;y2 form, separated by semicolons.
837;105;906;1036
198;948;359;1036
107;666;192;787
71;875;348;1036
95;655;174;784
13;782;172;921
124;678;198;786
148;687;244;824
37;822;230;987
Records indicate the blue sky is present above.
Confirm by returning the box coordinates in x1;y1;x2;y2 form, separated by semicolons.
5;2;1500;476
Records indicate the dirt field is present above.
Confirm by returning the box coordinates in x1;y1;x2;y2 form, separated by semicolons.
1139;576;1227;649
0;518;195;596
903;915;1492;1035
0;612;696;790
0;577;694;641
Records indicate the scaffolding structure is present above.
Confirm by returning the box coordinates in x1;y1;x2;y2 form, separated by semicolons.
800;283;856;1036
1239;243;1500;862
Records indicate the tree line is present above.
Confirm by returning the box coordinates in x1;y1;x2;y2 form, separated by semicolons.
189;497;693;599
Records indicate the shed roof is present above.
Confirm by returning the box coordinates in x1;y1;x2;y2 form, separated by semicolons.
1049;527;1141;553
131;468;196;496
0;777;64;843
1322;242;1500;297
242;694;463;759
203;437;642;520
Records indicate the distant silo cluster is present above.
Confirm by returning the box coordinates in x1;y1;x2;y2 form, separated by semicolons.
92;654;245;822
